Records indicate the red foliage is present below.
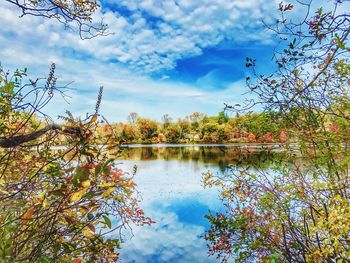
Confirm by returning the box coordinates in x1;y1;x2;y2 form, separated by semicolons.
330;123;340;133
278;130;288;143
158;133;166;142
261;132;273;143
247;133;256;143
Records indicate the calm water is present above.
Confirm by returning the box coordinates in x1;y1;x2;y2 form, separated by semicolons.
116;145;280;263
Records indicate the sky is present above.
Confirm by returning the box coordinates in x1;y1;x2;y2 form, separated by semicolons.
0;0;295;122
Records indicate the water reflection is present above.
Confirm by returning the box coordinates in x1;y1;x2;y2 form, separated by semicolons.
120;145;284;173
117;146;282;263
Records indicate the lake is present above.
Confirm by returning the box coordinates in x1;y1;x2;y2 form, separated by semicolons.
116;145;282;263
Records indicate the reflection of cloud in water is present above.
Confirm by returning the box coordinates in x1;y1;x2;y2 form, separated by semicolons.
119;160;220;204
120;209;218;263
117;159;223;263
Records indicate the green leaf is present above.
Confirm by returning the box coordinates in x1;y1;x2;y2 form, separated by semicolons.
103;215;112;229
40;256;51;263
102;159;114;173
335;35;346;50
72;166;89;186
269;254;279;263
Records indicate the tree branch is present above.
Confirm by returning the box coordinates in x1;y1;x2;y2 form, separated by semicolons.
0;124;81;148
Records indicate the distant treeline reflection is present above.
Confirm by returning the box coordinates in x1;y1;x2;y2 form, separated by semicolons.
118;146;289;170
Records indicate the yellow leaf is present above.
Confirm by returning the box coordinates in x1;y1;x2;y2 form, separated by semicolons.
81;180;90;188
89;114;97;124
69;188;88;203
79;207;88;215
42;200;48;209
82;230;94;239
0;189;9;195
98;182;115;188
22;207;35;220
87;224;96;232
101;187;116;198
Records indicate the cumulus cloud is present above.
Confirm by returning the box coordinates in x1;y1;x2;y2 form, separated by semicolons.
98;0;280;72
119;209;217;263
0;0;269;121
1;0;280;73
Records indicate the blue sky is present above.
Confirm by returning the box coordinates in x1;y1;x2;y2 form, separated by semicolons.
0;0;289;122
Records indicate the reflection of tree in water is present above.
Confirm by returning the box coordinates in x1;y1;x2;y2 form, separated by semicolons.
119;146;287;171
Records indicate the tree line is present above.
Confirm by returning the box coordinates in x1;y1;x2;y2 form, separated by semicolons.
101;111;290;144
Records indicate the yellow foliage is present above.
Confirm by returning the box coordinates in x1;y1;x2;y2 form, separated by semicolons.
22;207;35;221
81;180;91;188
101;187;116;198
69;187;88;203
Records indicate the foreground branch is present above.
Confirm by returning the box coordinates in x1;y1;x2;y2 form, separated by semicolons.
0;124;81;148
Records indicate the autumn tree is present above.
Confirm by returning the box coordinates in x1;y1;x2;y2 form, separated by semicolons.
0;64;154;262
205;1;350;262
136;118;158;142
164;124;181;143
0;1;155;261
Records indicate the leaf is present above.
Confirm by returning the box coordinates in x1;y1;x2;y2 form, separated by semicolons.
69;188;88;203
49;189;65;197
103;215;112;229
269;254;279;263
94;164;102;176
101;187;116;198
82;230;94;239
22;207;35;220
102;159;114;172
0;189;9;195
72;167;89;186
87;224;96;233
81;180;90;188
40;256;51;263
89;114;97;124
98;182;115;188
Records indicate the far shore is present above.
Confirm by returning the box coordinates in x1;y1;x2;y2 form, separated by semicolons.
120;143;295;148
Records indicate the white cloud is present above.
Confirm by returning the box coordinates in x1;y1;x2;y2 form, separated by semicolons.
0;0;280;73
0;0;269;121
119;209;217;263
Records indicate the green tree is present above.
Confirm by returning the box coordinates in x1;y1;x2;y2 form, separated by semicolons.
217;111;229;124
